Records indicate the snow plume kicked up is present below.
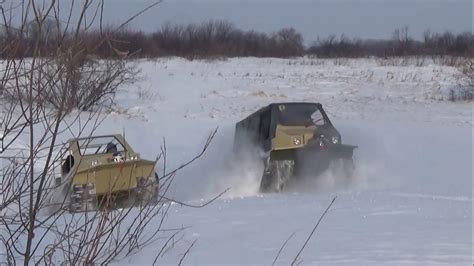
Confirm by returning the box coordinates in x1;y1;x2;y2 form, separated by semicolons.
175;120;398;200
181;121;395;199
285;157;390;194
168;125;264;201
283;119;397;194
204;151;264;199
201;128;265;199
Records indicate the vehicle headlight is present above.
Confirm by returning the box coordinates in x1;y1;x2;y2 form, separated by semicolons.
129;154;140;161
293;136;302;145
331;136;339;144
113;155;124;162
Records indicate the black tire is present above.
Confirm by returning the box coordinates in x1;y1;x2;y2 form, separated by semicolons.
260;160;295;192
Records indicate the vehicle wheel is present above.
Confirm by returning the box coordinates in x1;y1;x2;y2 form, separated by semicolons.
69;183;98;212
260;160;295;192
134;176;159;207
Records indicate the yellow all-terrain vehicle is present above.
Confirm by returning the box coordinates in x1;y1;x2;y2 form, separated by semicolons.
56;134;158;212
234;102;357;192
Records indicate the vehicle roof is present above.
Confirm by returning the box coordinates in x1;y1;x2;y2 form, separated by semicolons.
237;102;322;124
67;134;123;143
66;134;136;155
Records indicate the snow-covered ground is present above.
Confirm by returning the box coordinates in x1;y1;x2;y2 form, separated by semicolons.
90;57;471;265
4;57;473;265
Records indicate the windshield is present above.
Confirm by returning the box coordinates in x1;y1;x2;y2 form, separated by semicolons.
78;136;125;156
276;104;327;126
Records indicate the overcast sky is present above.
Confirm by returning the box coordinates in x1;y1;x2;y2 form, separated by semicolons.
4;0;473;43
105;0;472;42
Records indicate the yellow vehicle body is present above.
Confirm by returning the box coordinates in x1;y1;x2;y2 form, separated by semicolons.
57;134;158;212
271;125;317;150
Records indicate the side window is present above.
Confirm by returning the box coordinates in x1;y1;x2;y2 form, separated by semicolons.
78;137;125;156
61;155;74;176
249;116;260;142
311;110;325;126
259;110;270;140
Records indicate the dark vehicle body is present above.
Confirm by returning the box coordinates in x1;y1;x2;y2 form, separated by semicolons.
234;102;357;191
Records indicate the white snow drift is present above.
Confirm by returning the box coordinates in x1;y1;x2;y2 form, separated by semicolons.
3;57;473;265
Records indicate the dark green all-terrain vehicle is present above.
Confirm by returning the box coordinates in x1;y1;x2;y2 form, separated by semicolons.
234;102;357;192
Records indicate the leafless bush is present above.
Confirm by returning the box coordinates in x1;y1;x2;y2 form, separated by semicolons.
458;58;474;100
1;19;306;59
414;55;426;67
308;29;473;59
376;57;407;66
423;30;474;57
0;1;224;265
1;56;138;112
446;85;473;101
391;26;416;56
308;35;365;58
270;28;304;57
150;21;304;58
439;59;474;101
137;86;158;101
2;17;473;60
432;55;465;67
333;57;349;66
465;59;474;84
375;56;431;67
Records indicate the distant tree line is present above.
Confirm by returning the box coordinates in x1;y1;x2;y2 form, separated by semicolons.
308;26;474;58
0;20;472;59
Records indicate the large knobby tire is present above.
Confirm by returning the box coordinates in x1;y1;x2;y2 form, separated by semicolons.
133;176;159;207
111;175;159;209
260;160;295;192
68;183;99;212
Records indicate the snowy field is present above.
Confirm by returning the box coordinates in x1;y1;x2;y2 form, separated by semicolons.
90;57;471;265
4;57;473;265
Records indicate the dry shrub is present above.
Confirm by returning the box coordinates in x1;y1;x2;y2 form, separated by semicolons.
0;1;224;265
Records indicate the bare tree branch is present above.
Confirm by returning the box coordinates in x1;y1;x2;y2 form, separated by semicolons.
273;231;298;266
178;239;197;266
291;196;337;266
